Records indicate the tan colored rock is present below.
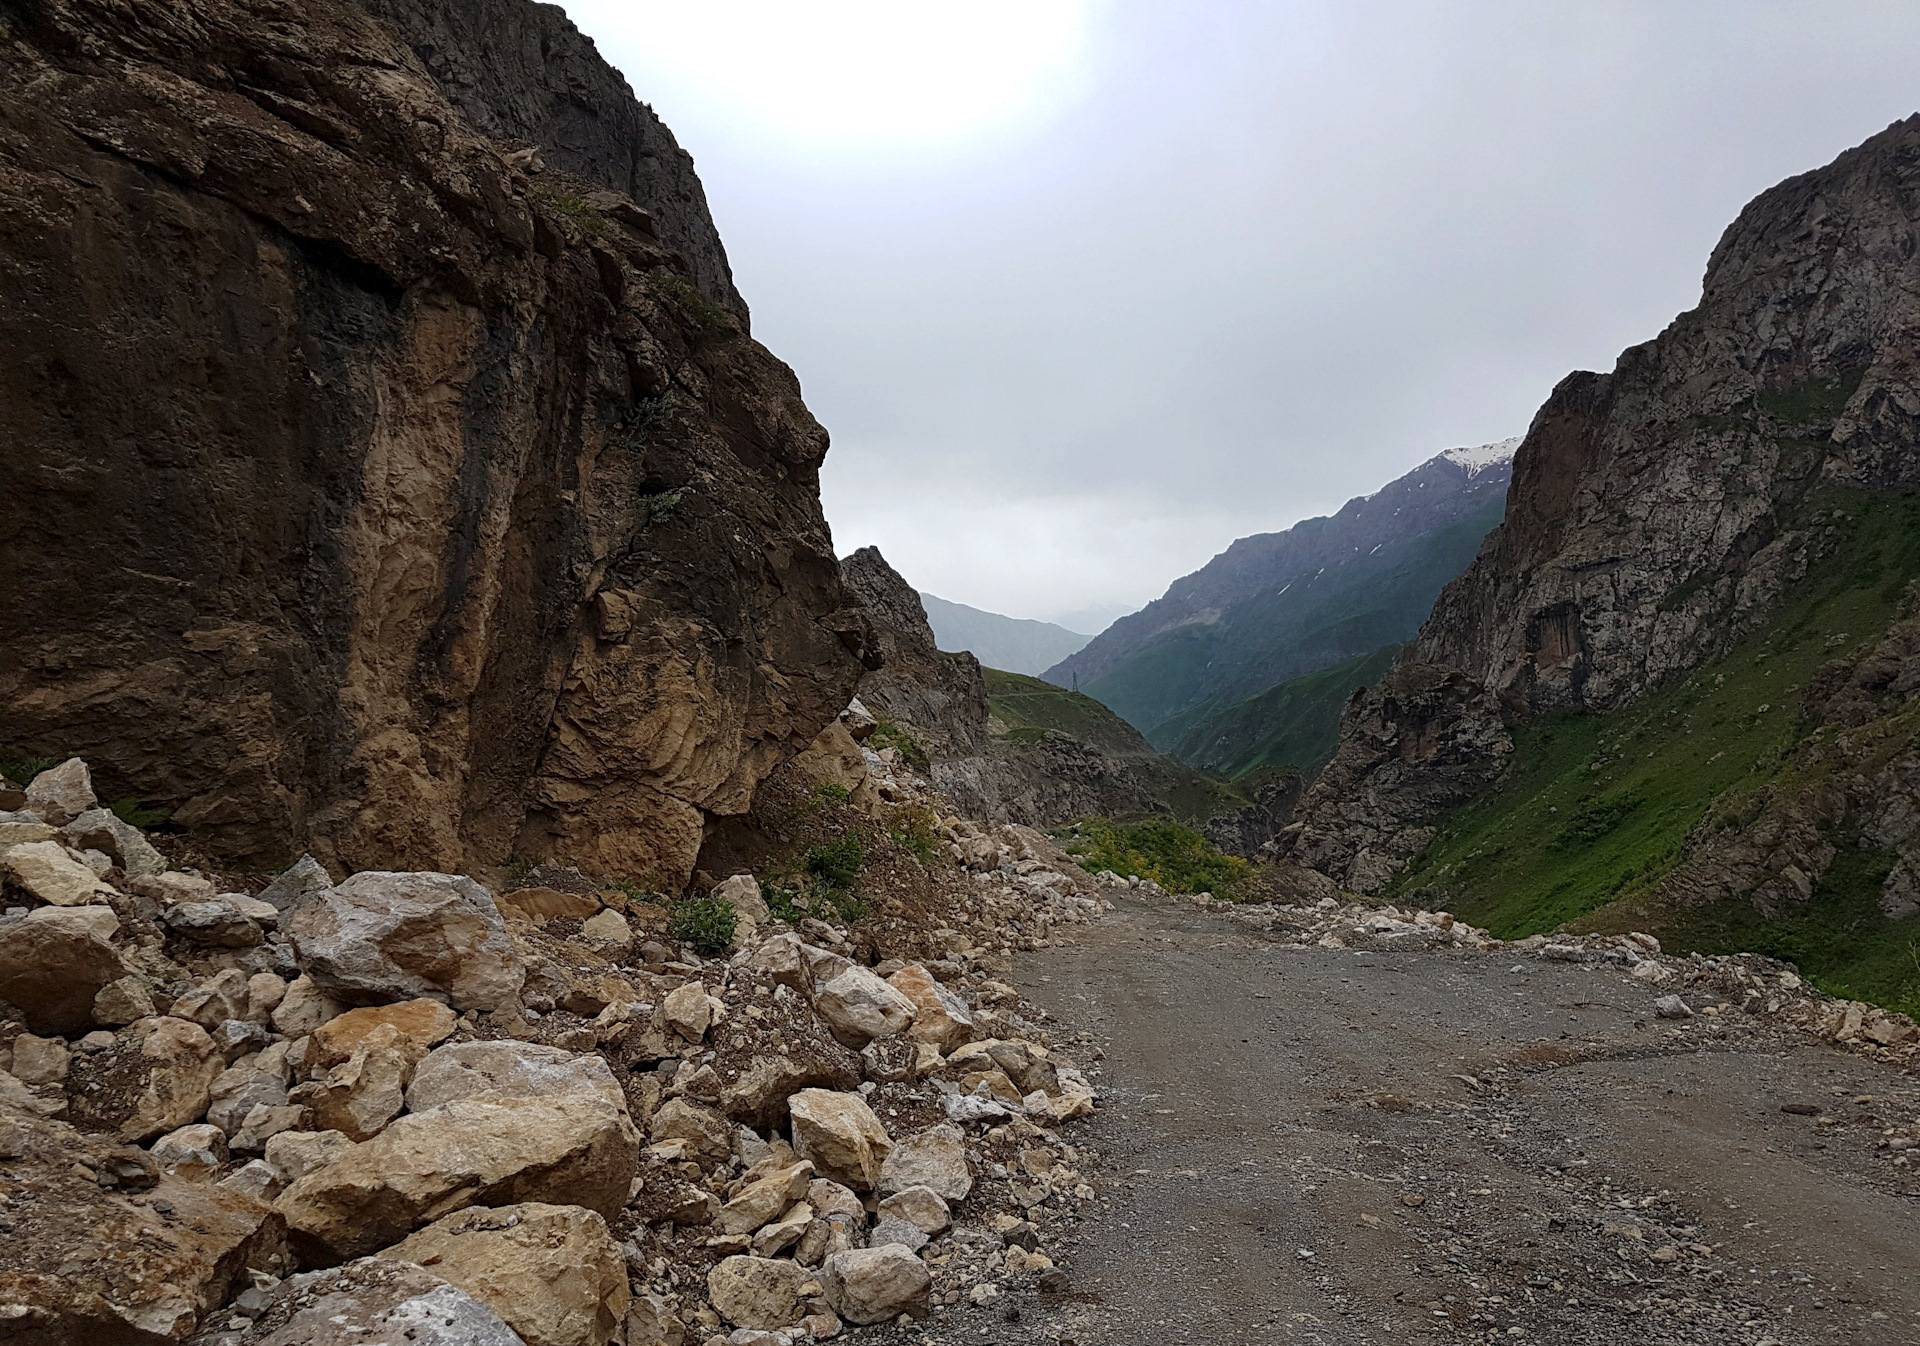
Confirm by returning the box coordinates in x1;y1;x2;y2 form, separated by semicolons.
0;1110;283;1342
811;966;916;1049
277;1093;639;1261
309;998;458;1071
24;758;95;826
0;816;56;847
886;964;976;1052
649;1096;732;1159
169;967;250;1029
707;1255;805;1330
406;1039;629;1115
151;1122;230;1179
718;1052;862;1129
289;871;525;1011
876;1184;950;1235
580;908;632;948
299;1024;415;1140
379;1202;628;1346
820;1244;931;1325
92;974;158;1026
263;1128;358;1183
231;1104;311;1154
249;1257;528;1346
748;933;810;992
877;1124;971;1202
752;1200;814;1257
500;886;602;924
788;1090;892;1191
3;838;116;906
272;975;348;1036
715;1159;814;1235
807;1177;866;1222
624;1290;687;1346
207;1065;292;1135
664;981;712;1041
62;806;168;879
107;1016;226;1143
9;1032;69;1085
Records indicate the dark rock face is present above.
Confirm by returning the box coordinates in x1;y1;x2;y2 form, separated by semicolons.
0;0;865;884
840;547;989;760
1289;114;1920;891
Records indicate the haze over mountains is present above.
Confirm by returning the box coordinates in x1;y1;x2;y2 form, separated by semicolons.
919;593;1096;675
1043;440;1519;778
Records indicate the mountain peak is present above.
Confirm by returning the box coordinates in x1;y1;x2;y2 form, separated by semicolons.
1438;436;1522;474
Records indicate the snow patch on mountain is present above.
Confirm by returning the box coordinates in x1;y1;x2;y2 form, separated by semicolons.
1440;436;1522;474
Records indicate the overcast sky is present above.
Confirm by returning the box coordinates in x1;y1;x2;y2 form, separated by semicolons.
563;1;1920;627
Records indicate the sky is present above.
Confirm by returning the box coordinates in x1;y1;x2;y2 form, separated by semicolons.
562;1;1920;626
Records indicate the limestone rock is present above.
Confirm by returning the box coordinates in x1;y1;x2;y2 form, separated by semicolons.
2;838;115;906
63;1015;224;1143
581;908;632;947
277;1093;639;1261
807;1178;866;1222
310;999;459;1072
170;968;251;1029
877;1124;971;1202
876;1184;951;1235
209;1065;294;1135
61;807;168;879
0;813;56;847
94;974;158;1026
664;981;713;1042
751;1200;814;1257
886;964;976;1052
718;1051;863;1129
378;1203;629;1346
272;975;349;1037
24;758;94;826
243;1258;529;1346
298;1025;415;1140
263;1128;358;1184
811;967;917;1048
747;934;810;992
0;1110;284;1342
9;1032;69;1086
715;1159;814;1235
624;1291;687;1346
500;887;601;924
290;871;525;1010
868;1214;928;1253
406;1040;630;1116
167;896;265;947
707;1256;804;1331
788;1089;892;1191
712;874;771;937
820;1244;932;1325
151;1122;230;1178
258;855;335;915
649;1097;733;1160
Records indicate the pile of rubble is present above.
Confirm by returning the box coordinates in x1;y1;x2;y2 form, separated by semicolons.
0;757;1108;1346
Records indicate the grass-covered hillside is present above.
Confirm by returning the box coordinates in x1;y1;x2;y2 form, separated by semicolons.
1392;488;1920;1017
983;668;1249;824
1156;644;1400;779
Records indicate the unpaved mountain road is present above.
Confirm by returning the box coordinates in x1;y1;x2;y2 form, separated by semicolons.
984;893;1919;1346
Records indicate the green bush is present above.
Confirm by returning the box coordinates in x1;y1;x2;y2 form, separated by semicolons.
868;720;929;772
809;782;852;807
804;835;865;889
1054;818;1251;898
762;880;805;923
0;754;60;784
672;896;738;956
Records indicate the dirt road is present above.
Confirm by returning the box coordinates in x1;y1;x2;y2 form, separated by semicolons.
964;892;1918;1345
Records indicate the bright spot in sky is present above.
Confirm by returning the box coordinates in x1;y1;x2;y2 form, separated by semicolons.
566;0;1096;153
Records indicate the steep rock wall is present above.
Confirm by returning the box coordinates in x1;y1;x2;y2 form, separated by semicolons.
0;0;867;883
1289;114;1920;891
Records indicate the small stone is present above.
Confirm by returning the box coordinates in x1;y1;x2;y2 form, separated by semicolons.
820;1244;931;1326
24;758;96;826
151;1123;230;1178
1654;994;1692;1019
877;1123;970;1202
707;1255;805;1330
664;981;712;1042
789;1089;893;1191
9;1032;70;1085
876;1185;950;1236
166;898;263;948
582;907;633;948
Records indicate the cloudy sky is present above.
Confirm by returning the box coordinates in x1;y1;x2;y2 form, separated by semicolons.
564;1;1920;628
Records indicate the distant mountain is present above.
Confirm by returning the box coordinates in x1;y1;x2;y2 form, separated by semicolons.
920;593;1094;676
1044;440;1518;773
1046;602;1136;635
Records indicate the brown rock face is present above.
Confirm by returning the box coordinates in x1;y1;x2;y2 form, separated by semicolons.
1290;115;1920;890
0;0;865;886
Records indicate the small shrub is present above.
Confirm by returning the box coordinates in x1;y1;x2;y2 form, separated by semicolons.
762;880;805;923
109;799;172;830
805;835;866;890
886;803;941;863
0;754;60;784
607;877;665;906
636;486;688;528
651;272;736;335
1054;818;1251;898
672;895;738;955
504;854;539;885
810;782;852;808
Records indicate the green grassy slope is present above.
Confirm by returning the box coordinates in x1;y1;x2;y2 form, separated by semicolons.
983;668;1248;823
1157;644;1401;779
1391;489;1920;1017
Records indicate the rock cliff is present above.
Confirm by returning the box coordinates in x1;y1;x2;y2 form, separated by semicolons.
1289;114;1920;892
0;0;868;885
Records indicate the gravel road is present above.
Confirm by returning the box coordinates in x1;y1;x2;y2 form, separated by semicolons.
963;892;1920;1346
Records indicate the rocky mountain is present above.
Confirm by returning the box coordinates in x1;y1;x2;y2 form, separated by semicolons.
0;0;870;889
1043;442;1517;761
1285;115;1920;1011
919;594;1094;677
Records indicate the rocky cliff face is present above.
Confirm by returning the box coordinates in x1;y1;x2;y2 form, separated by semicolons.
0;0;868;885
1290;115;1920;891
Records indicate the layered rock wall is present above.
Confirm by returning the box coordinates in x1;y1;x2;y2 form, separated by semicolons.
0;0;866;884
1290;114;1920;890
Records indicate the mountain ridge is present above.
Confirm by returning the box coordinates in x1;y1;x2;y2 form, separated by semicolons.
920;592;1094;676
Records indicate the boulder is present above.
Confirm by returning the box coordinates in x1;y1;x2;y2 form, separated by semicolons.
751;1200;814;1257
297;1025;414;1140
858;1035;917;1084
788;1090;892;1191
63;1016;225;1143
272;975;348;1036
24;758;95;826
876;1184;951;1235
166;896;264;947
9;1032;69;1085
580;908;632;947
150;1122;230;1179
262;1128;357;1184
231;1104;311;1154
309;998;458;1071
243;1258;529;1346
663;981;712;1041
810;967;916;1048
877;1124;971;1202
276;1093;639;1261
0;1111;284;1342
408;1040;630;1115
717;1051;862;1130
169;968;250;1029
648;1096;732;1159
378;1203;629;1346
0;813;56;847
886;964;976;1052
60;807;167;879
715;1159;814;1235
712;874;771;931
2;838;115;906
706;1255;804;1330
820;1244;931;1325
868;1214;928;1253
93;974;158;1026
257;854;334;915
208;1065;293;1135
289;871;525;1011
623;1291;687;1346
807;1177;865;1222
747;934;810;992
246;971;289;1022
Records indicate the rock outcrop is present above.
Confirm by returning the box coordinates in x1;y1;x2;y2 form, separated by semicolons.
0;0;866;887
840;547;990;760
1289;115;1920;891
